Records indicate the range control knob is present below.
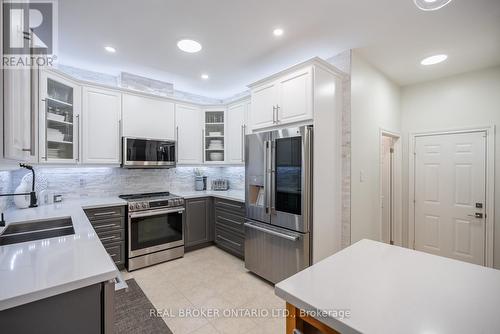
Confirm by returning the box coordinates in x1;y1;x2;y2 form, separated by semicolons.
128;203;134;211
134;203;141;210
142;203;148;209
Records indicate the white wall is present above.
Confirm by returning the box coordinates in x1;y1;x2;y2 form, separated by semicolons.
401;66;500;269
351;51;401;243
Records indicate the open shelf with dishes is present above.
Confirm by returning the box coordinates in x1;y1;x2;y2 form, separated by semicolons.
204;110;226;163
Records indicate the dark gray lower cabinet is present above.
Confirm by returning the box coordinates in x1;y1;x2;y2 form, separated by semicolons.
185;197;213;248
0;280;114;334
214;198;245;258
84;205;126;269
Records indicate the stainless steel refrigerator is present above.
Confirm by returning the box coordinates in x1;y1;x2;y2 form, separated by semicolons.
244;125;313;284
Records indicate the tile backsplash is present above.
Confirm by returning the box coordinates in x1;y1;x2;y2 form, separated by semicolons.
0;166;244;210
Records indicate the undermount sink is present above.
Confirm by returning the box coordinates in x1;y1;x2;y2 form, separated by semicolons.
0;217;75;246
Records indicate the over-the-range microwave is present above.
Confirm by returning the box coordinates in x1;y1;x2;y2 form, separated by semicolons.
122;137;176;168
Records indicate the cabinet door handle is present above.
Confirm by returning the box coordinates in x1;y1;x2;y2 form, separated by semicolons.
76;114;80;161
175;126;179;163
275;105;280;124
202;129;205;163
272;106;276;123
241;125;245;162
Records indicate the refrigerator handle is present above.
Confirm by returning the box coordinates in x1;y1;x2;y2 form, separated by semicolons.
304;126;314;232
270;139;276;214
264;140;271;214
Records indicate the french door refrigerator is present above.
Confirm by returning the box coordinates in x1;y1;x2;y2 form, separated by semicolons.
244;125;313;284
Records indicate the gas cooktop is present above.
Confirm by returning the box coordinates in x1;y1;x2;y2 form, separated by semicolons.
119;192;184;211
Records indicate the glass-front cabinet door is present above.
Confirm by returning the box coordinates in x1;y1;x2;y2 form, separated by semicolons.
39;71;81;163
204;109;226;163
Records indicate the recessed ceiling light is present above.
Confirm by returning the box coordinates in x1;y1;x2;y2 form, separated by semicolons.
414;0;452;11
273;28;284;37
104;46;116;53
177;39;202;53
201;74;209;80
421;54;448;66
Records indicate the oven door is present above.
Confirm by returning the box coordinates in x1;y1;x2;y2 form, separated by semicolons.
128;207;185;258
122;137;176;168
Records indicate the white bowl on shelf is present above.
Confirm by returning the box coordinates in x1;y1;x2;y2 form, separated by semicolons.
209;152;224;161
47;113;66;122
209;132;222;137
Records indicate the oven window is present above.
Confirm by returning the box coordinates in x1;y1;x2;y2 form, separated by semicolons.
130;212;183;251
126;138;175;162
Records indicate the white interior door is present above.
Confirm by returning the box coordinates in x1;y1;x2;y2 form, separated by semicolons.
414;132;486;265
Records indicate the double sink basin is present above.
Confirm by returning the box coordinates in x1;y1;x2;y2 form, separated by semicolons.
0;217;75;246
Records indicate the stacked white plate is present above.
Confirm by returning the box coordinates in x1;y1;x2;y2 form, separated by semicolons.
47;128;65;142
208;139;223;150
47;148;61;159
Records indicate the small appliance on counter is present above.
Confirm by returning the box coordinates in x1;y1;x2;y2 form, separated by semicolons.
194;168;208;191
211;179;229;191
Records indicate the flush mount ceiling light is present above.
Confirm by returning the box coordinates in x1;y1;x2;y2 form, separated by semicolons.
177;39;202;53
201;73;209;80
104;46;116;53
421;54;448;65
414;0;452;11
273;28;284;37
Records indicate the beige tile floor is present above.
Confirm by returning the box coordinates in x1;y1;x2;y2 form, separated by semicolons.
122;246;286;334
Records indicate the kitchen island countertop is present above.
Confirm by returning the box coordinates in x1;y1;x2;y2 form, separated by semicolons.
275;239;500;334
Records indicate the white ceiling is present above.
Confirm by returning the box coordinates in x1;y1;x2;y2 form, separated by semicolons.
58;0;500;99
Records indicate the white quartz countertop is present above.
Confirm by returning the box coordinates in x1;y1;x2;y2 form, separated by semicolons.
275;239;500;334
177;190;245;203
0;197;126;311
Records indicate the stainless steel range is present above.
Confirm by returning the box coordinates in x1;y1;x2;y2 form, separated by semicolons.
119;192;185;271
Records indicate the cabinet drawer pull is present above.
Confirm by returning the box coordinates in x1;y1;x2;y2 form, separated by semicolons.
217;234;241;248
218;201;242;209
93;211;117;217
94;223;117;229
100;236;120;242
218;216;243;226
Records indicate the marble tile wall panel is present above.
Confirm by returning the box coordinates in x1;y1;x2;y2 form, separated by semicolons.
327;50;352;249
1;167;244;208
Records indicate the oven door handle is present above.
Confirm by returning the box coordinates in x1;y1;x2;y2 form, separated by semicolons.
129;207;185;219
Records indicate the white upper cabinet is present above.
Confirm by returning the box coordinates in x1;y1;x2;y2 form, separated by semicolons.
122;93;175;140
249;65;314;131
3;68;36;162
39;71;82;164
176;104;203;164
226;102;246;164
277;66;313;125
82;86;122;164
250;82;278;130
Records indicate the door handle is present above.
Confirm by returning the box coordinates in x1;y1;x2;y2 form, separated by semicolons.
468;213;484;219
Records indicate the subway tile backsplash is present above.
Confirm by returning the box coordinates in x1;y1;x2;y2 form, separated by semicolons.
0;166;244;209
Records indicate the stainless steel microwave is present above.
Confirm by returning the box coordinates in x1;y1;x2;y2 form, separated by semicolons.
122;137;176;168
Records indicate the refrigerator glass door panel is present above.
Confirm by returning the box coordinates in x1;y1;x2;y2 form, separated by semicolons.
244;220;310;284
270;126;312;233
245;132;271;224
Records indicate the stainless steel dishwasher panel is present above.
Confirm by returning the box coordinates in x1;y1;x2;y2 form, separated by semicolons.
244;220;310;284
